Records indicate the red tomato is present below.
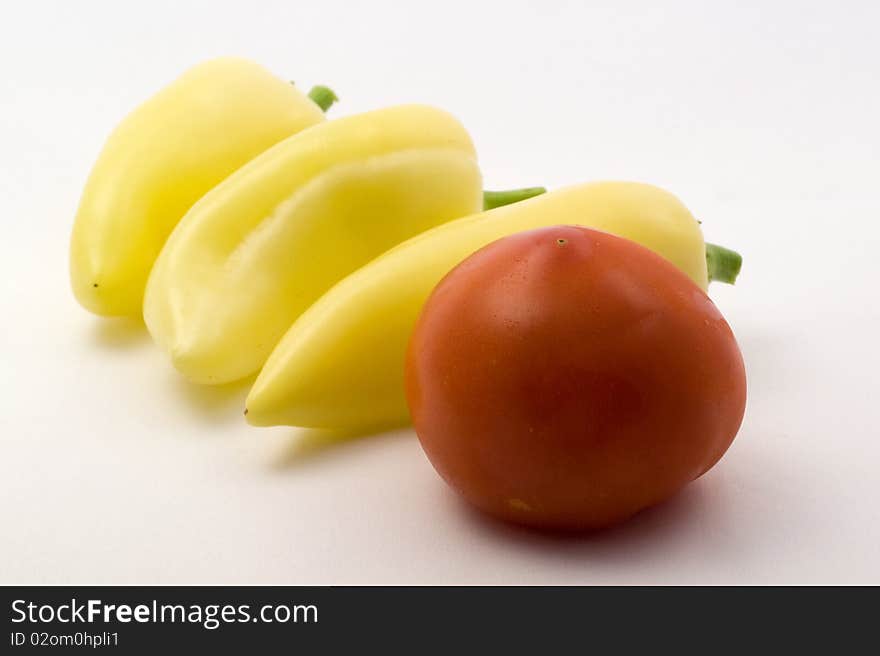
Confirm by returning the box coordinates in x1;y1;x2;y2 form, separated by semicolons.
405;226;746;531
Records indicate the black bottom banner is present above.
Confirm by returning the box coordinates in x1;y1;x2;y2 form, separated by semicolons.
0;585;871;651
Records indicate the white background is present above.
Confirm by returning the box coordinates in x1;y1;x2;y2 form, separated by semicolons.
1;0;878;584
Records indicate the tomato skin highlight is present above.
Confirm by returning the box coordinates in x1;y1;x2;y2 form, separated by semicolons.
405;226;746;531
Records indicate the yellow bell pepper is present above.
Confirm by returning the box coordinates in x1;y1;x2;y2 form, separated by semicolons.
70;57;330;316
245;181;742;430
144;104;490;385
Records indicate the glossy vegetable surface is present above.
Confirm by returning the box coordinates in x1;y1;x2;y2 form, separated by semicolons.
144;105;482;384
70;57;327;316
246;182;713;429
406;226;747;530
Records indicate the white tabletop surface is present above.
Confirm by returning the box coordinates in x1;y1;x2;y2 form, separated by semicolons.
2;0;878;584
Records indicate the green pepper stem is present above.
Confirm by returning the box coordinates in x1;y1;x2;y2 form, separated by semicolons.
705;242;742;285
483;187;546;210
307;85;338;112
